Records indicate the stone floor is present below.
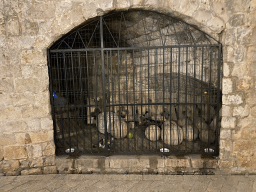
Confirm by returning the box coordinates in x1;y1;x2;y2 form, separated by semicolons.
0;174;256;192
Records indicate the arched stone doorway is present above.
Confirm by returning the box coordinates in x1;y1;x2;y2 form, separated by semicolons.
48;9;222;156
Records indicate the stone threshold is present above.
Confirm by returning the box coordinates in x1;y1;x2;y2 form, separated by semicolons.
55;154;218;175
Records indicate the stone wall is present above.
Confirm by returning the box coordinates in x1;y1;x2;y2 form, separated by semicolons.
0;0;255;175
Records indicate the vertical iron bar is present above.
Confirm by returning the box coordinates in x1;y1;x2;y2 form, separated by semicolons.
193;48;197;153
208;47;213;148
132;50;136;152
100;16;108;155
86;51;93;153
201;47;205;153
71;52;79;153
185;47;188;152
169;48;172;153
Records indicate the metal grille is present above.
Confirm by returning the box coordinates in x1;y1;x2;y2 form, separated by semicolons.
48;10;222;156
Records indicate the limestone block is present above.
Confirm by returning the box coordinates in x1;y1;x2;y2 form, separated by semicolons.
20;50;45;65
0;160;19;173
32;144;42;158
221;117;236;129
222;95;243;105
220;140;233;152
234;129;250;140
41;118;53;131
21;20;39;35
43;166;57;174
21;168;42;175
75;158;98;173
247;92;256;105
21;105;49;118
30;131;53;144
237;77;252;91
0;107;21;122
220;129;231;140
56;157;74;174
6;16;20;36
30;158;43;168
15;78;41;93
0;134;16;146
233;105;250;117
252;106;256;116
42;142;55;156
237;27;253;45
237;117;254;129
228;14;245;27
207;16;225;33
15;133;32;144
222;78;232;94
9;93;36;107
193;10;212;24
191;159;217;169
27;2;55;19
221;105;231;117
248;46;256;62
224;29;236;46
27;119;41;132
0;77;14;93
218;160;233;170
232;63;248;78
4;146;27;160
34;36;51;50
43;156;56;166
166;158;190;168
5;171;20;176
234;46;246;62
3;121;29;133
0;147;3;161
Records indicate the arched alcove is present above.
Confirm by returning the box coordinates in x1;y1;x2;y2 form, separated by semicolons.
48;9;222;156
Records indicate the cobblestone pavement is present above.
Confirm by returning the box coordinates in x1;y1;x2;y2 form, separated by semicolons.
0;174;256;192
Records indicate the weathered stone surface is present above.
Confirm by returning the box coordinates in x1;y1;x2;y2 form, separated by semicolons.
42;141;55;156
237;77;252;91
166;158;190;168
221;117;236;129
234;129;250;140
27;2;55;20
0;147;3;161
220;129;231;140
21;105;49;118
30;131;53;144
20;50;45;65
0;160;20;173
233;105;250;117
220;140;233;152
228;14;245;27
4;146;27;160
75;157;99;173
56;157;74;174
237;117;254;129
252;106;256;116
15;133;32;144
222;78;233;94
6;16;20;36
21;168;42;175
0;134;16;146
21;20;39;35
0;77;14;93
41;118;53;131
30;158;43;168
43;156;55;166
218;160;233;170
43;166;57;174
221;105;231;117
222;95;243;105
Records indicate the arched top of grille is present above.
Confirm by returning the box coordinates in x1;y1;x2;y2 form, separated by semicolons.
50;9;220;50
